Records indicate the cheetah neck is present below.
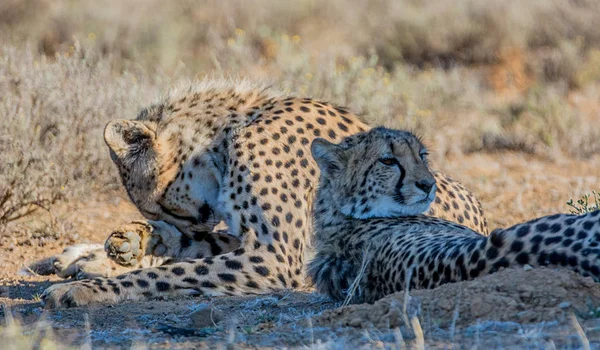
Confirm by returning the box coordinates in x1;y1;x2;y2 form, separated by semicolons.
313;180;352;242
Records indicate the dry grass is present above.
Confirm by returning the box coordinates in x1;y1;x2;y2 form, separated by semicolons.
1;306;65;350
0;42;164;235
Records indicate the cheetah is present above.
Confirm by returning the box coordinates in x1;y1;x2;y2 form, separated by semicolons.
40;79;488;308
308;127;600;303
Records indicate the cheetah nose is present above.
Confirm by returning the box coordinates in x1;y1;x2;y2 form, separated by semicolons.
415;179;435;194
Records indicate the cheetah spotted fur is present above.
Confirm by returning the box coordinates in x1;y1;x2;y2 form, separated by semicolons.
40;80;488;308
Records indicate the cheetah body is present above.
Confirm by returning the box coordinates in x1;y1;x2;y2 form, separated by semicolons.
309;127;600;303
41;80;488;308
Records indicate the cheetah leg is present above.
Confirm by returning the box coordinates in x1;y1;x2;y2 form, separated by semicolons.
25;224;168;280
105;220;241;267
27;220;241;280
41;235;289;309
22;244;132;280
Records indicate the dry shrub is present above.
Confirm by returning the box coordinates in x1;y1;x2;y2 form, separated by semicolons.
575;49;600;87
372;0;600;63
567;191;600;215
0;42;164;230
0;0;49;29
0;153;61;228
2;0;600;90
371;0;516;67
368;0;600;90
0;0;329;72
465;86;600;158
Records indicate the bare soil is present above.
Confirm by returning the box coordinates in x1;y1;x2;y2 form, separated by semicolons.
317;268;600;348
1;153;600;348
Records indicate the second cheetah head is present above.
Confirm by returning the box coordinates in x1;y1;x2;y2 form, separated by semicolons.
103;103;228;235
311;127;436;218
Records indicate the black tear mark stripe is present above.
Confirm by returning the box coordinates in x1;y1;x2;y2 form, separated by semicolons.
394;163;406;202
387;141;406;201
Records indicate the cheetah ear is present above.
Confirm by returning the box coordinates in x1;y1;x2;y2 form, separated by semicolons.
311;138;345;175
104;120;155;162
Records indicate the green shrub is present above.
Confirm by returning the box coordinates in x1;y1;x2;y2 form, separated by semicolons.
567;191;600;215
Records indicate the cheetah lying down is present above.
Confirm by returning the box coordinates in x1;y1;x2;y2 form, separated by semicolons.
309;127;600;303
37;80;488;308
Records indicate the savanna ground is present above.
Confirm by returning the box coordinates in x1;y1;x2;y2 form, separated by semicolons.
1;0;600;348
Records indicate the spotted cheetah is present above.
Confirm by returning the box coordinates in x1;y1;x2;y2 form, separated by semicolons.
40;79;488;308
309;127;600;303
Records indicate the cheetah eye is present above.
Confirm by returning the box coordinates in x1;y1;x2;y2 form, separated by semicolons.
379;157;397;166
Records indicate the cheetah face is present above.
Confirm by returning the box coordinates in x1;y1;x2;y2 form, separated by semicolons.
311;127;436;219
104;118;224;235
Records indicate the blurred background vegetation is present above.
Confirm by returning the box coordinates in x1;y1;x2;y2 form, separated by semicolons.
1;0;599;233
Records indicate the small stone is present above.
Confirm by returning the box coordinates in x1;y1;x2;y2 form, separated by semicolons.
517;284;535;293
515;310;537;322
470;297;493;318
438;298;454;311
523;264;533;271
190;307;223;328
348;318;363;327
558;301;571;309
519;291;533;300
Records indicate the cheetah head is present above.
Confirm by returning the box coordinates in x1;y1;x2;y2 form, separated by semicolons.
311;127;436;219
104;104;227;235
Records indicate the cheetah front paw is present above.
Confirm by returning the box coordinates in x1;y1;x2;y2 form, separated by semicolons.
105;221;157;266
41;281;119;309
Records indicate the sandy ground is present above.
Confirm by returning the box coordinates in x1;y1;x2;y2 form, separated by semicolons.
1;153;600;348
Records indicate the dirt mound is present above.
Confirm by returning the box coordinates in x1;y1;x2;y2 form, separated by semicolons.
316;267;600;330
